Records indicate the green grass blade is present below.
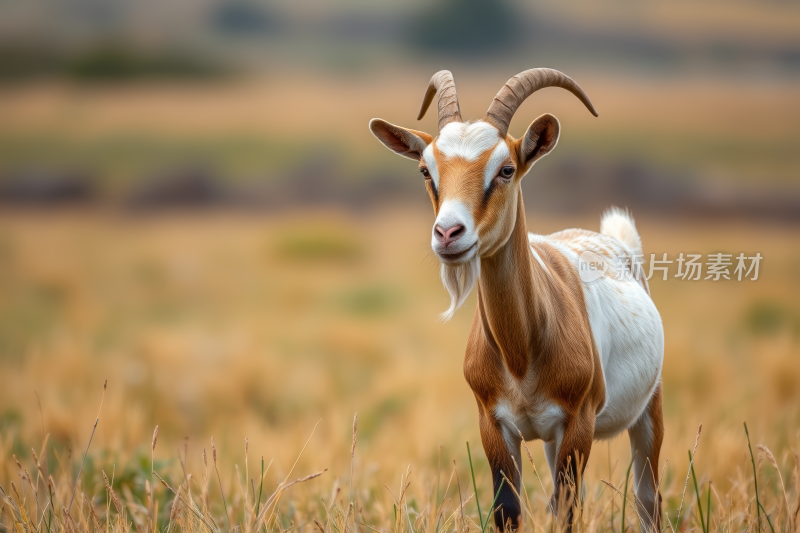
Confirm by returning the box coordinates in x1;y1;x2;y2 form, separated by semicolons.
434;445;442;533
255;458;264;525
621;454;634;533
744;422;763;533
467;442;484;530
706;484;712;533
758;502;776;533
480;478;505;533
689;450;706;533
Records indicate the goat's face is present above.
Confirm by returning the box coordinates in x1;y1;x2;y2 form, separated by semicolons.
369;115;560;265
368;69;595;319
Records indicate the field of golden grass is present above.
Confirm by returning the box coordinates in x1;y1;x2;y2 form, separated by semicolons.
0;209;798;532
0;59;798;532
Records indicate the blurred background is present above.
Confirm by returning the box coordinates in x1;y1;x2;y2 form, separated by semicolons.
0;0;799;513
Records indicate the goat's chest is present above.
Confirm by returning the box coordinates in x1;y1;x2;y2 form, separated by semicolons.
464;333;571;445
465;358;564;441
492;368;565;443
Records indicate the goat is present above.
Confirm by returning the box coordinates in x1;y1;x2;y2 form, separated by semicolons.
369;69;664;532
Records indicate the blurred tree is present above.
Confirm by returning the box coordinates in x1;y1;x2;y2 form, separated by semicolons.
64;44;224;81
409;0;521;55
210;1;278;36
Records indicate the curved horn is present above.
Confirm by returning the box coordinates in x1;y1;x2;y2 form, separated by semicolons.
484;68;598;137
417;70;462;132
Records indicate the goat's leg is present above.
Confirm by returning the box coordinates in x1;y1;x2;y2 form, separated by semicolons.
627;383;664;533
477;406;522;532
550;404;595;532
543;440;558;486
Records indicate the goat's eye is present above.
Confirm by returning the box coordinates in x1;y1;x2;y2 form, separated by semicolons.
420;167;430;178
499;166;515;179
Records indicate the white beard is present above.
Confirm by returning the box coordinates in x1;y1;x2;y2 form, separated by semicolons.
439;256;480;322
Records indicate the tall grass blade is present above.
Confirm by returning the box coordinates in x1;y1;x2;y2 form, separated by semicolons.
689;450;706;533
350;413;358;505
69;379;107;515
745;422;765;533
454;459;465;525
211;437;231;531
466;442;484;530
435;445;442;533
620;454;634;533
151;425;159;533
673;424;703;531
255;457;264;519
758;502;776;533
480;477;505;533
609;442;614;533
758;443;793;533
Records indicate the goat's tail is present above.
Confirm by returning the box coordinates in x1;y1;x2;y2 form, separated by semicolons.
600;206;643;255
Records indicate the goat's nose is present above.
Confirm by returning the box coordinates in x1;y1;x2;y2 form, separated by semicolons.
434;224;465;247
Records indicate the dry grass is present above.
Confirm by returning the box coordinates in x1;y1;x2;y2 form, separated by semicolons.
0;210;798;532
0;14;798;532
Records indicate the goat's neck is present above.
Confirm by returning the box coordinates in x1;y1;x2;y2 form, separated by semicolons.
476;192;549;378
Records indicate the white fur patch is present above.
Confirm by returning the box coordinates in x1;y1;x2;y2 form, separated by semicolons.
483;142;510;189
422;144;440;189
529;242;550;274
600;207;642;255
496;399;564;444
440;257;480;322
433;199;475;244
435;122;500;162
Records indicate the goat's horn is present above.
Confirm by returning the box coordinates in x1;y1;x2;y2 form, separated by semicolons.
417;70;462;132
484;68;598;138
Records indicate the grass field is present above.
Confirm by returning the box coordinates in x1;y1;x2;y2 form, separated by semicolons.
0;209;798;532
1;48;799;531
1;0;800;526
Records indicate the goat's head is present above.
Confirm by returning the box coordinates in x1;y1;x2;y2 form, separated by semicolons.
369;69;597;319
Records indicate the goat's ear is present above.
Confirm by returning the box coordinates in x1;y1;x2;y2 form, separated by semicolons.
518;113;560;166
369;119;433;161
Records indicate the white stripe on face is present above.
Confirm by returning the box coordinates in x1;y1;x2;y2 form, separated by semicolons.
483;142;510;189
435;122;500;162
432;199;476;251
422;143;439;189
